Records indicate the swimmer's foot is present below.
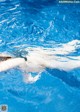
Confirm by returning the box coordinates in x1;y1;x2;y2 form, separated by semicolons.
23;73;41;84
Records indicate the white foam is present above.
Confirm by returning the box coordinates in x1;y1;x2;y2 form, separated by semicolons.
51;39;80;55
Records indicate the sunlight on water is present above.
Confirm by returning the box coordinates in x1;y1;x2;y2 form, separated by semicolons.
0;0;80;112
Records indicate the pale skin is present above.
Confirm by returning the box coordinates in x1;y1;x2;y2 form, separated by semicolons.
0;54;80;83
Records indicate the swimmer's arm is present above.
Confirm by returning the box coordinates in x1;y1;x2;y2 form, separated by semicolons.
0;58;25;72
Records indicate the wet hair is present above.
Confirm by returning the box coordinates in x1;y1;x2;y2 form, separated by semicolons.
0;56;12;61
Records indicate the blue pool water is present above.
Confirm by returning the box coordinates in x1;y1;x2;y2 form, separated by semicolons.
0;0;80;112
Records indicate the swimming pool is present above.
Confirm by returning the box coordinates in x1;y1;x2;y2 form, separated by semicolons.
0;0;80;112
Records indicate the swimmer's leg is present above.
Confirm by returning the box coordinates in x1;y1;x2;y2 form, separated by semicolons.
46;58;80;71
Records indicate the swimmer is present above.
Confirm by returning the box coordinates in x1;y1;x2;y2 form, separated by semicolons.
0;50;80;84
0;40;80;83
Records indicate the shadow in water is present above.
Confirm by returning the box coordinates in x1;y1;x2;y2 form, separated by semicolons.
46;68;80;88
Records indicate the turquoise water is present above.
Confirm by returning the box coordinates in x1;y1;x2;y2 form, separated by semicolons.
0;0;80;112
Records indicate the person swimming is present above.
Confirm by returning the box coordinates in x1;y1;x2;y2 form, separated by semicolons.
0;40;80;83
